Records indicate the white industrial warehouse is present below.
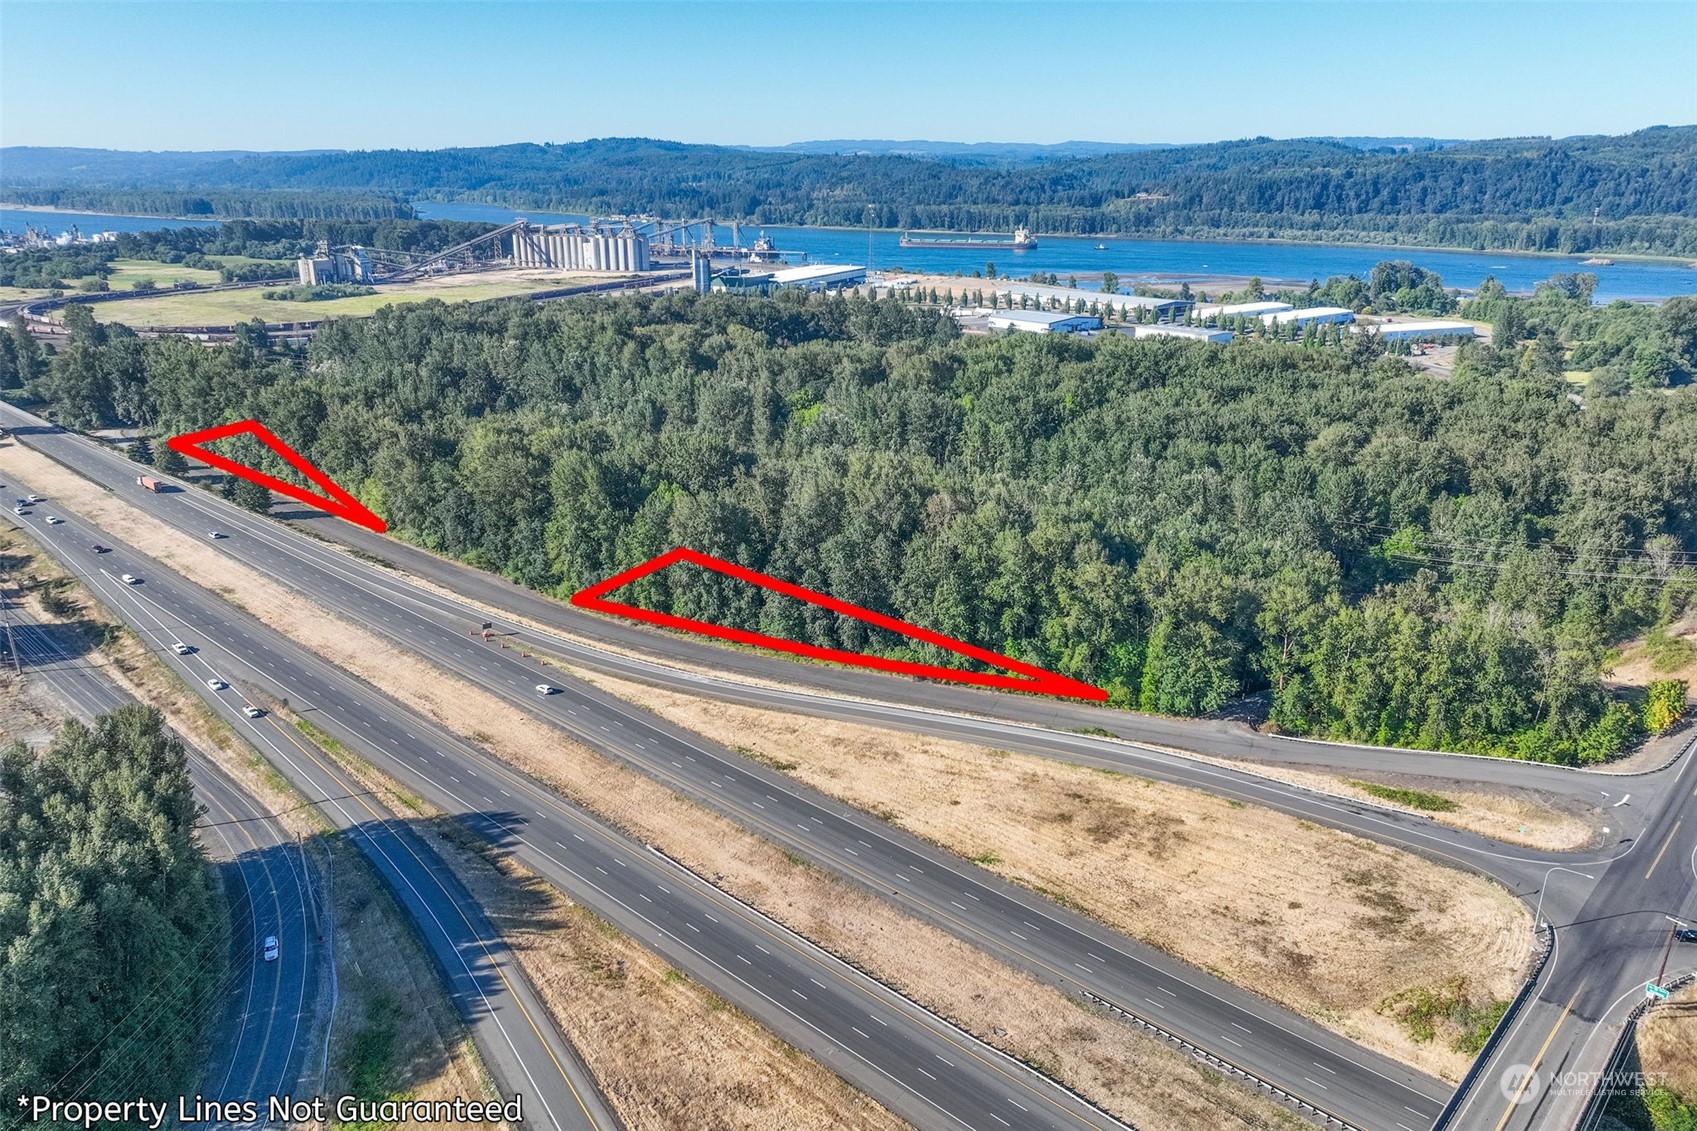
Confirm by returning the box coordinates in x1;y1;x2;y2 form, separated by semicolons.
1194;300;1293;321
987;310;1103;334
1134;324;1233;343
994;282;1191;319
1360;318;1482;341
1264;306;1356;327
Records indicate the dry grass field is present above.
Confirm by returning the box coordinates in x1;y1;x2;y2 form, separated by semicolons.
0;442;1308;1127
0;526;504;1127
81;268;626;326
573;670;1534;1080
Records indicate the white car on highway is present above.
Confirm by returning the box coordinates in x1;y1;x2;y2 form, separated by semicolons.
172;642;192;655
45;516;63;525
120;573;141;585
262;935;279;962
242;706;264;719
208;531;227;540
206;678;227;691
535;684;558;696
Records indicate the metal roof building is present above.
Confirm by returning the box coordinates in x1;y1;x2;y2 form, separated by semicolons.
1264;306;1356;326
768;264;867;290
1359;319;1481;341
986;310;1103;334
1133;324;1233;344
995;282;1191;318
1194;300;1293;320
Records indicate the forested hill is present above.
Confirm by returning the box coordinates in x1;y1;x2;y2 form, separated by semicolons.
11;289;1695;765
6;127;1695;254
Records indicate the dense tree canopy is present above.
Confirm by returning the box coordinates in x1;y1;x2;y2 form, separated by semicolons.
0;218;501;290
0;706;221;1105
20;288;1697;763
8;128;1694;254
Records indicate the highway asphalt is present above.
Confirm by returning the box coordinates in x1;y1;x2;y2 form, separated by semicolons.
4;477;1123;1131
7;402;1695;1129
0;584;321;1120
2;509;621;1131
0;409;1461;1130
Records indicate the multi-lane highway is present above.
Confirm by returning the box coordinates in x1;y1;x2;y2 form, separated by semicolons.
4;473;1127;1131
4;399;1694;1130
0;408;1468;1130
2;510;622;1131
0;583;322;1113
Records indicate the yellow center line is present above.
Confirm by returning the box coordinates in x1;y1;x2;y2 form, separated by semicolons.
1645;820;1683;880
1492;987;1583;1131
260;717;610;1130
460;727;1117;1126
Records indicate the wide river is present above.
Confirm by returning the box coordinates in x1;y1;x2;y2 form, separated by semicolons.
7;202;1694;304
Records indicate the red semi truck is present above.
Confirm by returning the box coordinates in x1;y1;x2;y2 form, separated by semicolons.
136;475;164;492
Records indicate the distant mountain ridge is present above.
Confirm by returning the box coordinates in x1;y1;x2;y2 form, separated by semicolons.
4;127;1693;256
753;137;1469;164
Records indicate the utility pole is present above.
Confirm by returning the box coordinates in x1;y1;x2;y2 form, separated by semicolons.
0;586;21;678
1657;916;1692;987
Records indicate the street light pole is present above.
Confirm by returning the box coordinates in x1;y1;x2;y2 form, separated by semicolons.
1532;865;1596;932
1657;915;1693;987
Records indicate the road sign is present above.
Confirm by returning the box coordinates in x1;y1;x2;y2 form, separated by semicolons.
1646;982;1670;999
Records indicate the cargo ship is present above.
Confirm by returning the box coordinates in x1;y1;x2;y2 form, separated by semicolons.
899;226;1037;250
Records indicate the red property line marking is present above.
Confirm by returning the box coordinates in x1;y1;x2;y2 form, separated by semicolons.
570;547;1107;702
166;419;387;533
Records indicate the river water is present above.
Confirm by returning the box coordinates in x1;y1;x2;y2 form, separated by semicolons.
413;203;1697;303
7;202;1694;303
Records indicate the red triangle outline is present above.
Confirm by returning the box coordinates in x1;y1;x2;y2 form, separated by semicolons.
570;547;1108;702
165;419;388;533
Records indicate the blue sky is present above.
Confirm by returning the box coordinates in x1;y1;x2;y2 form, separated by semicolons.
2;1;1693;151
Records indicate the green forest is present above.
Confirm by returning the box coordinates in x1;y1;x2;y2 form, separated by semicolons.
0;218;501;290
8;128;1695;254
7;285;1696;764
2;188;414;221
0;705;222;1110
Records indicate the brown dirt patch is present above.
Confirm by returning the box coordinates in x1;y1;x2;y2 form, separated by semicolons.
1637;982;1697;1103
574;670;1534;1082
1;523;504;1126
1178;751;1594;851
422;818;915;1131
1;440;1306;1126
